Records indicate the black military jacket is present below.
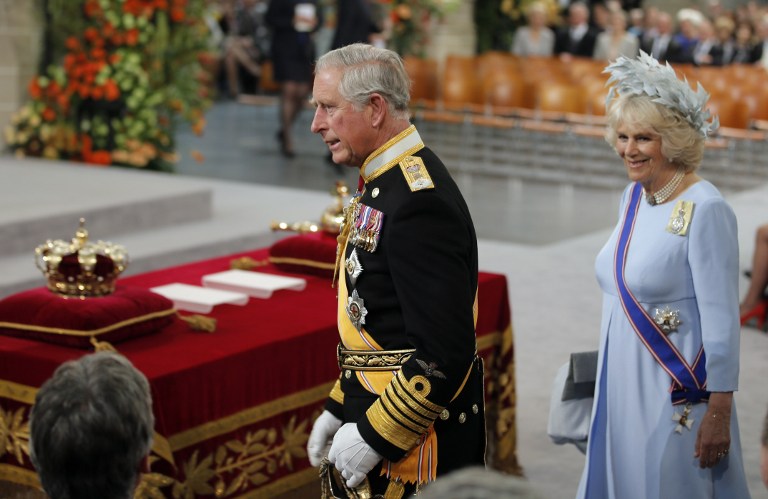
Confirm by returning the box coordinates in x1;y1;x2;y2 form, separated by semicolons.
325;126;483;471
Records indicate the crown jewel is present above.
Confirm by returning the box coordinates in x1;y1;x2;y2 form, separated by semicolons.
604;51;719;138
35;218;129;297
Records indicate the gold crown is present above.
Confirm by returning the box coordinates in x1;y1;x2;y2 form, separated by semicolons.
35;218;129;297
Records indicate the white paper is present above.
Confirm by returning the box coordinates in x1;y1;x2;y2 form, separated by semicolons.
202;269;306;299
151;283;249;313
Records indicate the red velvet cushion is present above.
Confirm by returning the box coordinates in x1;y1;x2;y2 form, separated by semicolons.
0;285;175;349
268;233;337;279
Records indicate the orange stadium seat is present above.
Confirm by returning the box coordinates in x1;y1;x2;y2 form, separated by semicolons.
442;55;483;111
403;56;439;105
537;82;587;115
482;67;527;111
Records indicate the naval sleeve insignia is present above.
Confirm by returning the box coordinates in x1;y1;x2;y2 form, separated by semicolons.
399;156;434;192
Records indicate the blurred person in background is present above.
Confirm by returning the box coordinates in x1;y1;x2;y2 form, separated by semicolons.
330;0;382;50
641;11;674;62
512;1;555;57
740;223;768;329
707;16;736;66
692;18;716;66
222;0;269;98
266;0;323;158
731;21;757;64
554;2;600;60
593;8;639;61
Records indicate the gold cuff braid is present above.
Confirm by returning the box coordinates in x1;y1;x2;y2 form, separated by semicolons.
365;371;444;451
329;378;344;405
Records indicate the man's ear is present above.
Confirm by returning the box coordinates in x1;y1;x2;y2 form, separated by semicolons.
368;93;387;127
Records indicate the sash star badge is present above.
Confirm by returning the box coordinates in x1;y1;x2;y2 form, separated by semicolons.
654;306;682;335
346;289;367;332
345;249;363;286
673;404;694;433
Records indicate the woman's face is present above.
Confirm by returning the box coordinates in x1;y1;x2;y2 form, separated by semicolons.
615;122;675;189
735;25;752;44
528;10;546;28
611;12;627;32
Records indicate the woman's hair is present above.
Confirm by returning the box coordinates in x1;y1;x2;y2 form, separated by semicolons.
525;1;547;17
605;93;705;172
315;43;411;120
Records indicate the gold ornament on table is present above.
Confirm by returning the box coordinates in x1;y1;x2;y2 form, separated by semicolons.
270;181;350;236
35;218;129;297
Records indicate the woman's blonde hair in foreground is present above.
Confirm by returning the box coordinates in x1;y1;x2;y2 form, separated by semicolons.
605;93;706;173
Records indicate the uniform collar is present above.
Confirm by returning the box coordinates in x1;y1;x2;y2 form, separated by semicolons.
360;125;424;184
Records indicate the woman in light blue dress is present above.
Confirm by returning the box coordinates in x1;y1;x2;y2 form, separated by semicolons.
576;53;751;499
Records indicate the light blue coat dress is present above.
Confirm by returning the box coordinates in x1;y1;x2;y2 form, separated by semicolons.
576;180;751;499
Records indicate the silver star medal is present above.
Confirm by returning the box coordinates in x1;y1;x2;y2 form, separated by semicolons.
346;289;367;332
345;249;363;286
670;207;686;234
673;405;694;434
654;306;682;335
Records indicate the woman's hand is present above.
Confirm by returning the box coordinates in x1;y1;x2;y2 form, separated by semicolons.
694;392;732;468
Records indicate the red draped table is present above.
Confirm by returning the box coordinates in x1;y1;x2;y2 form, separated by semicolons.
0;247;519;497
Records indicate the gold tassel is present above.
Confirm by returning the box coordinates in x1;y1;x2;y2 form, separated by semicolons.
89;336;117;352
382;427;437;487
319;459;334;499
176;312;217;332
230;256;268;270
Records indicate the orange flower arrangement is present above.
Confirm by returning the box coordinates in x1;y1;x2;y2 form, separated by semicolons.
4;0;212;171
384;0;459;57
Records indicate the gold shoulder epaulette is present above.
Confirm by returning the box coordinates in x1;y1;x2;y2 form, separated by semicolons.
399;156;434;192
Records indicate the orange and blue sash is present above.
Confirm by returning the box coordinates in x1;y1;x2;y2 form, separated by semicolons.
614;182;708;405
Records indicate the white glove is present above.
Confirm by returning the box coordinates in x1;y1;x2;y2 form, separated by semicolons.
328;423;383;488
307;410;343;467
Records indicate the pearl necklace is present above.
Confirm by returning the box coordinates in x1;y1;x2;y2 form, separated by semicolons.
645;169;685;206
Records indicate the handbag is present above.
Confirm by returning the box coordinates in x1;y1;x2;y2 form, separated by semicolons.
547;350;598;454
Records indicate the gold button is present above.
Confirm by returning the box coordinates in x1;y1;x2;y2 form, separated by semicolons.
458;412;467;424
440;409;449;420
345;370;352;379
472;404;479;414
372;187;380;198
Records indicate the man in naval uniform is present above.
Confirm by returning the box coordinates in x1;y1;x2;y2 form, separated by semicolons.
306;43;485;498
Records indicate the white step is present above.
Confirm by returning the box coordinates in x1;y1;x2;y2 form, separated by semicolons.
0;157;339;298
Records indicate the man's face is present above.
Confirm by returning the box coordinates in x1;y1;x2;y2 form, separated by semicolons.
569;5;588;26
310;68;374;167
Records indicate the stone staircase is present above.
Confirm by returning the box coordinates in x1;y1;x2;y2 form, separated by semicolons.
0;157;335;298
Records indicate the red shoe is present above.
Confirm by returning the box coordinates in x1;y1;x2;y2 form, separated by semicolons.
740;299;768;330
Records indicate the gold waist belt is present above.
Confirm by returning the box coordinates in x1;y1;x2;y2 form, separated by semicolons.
337;344;416;371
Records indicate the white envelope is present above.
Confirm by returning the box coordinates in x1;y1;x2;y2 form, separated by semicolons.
202;269;306;299
151;283;249;313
